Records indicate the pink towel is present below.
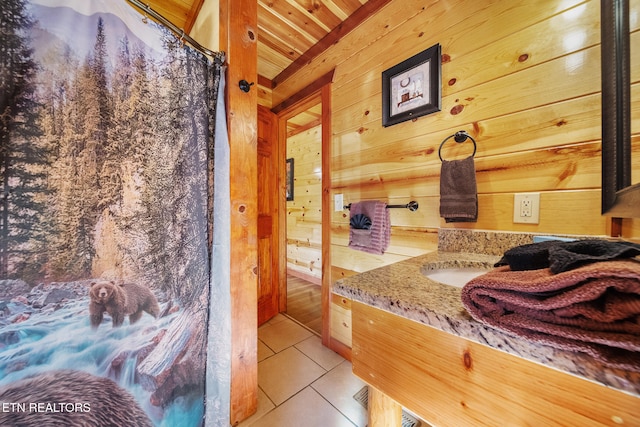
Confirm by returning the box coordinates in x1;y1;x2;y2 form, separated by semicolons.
348;201;390;254
461;259;640;372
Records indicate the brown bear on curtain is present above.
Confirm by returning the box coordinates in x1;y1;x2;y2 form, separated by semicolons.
89;280;159;329
0;370;152;426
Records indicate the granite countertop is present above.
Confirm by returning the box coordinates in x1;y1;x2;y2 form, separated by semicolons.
333;251;640;397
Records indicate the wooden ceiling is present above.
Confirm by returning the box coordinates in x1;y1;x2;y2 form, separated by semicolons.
133;0;391;87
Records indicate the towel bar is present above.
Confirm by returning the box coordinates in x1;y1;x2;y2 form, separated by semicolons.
438;130;477;161
344;201;419;211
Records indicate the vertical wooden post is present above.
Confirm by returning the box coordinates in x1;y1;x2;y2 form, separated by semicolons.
220;0;258;424
368;386;402;427
320;83;332;349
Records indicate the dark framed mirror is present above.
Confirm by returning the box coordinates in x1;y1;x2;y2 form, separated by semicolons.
601;0;640;217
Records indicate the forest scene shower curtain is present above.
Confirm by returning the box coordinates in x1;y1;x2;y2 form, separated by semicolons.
0;0;225;425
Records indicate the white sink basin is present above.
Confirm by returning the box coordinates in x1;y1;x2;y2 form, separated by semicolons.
423;267;489;288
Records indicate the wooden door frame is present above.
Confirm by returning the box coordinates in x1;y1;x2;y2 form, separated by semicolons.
274;72;333;347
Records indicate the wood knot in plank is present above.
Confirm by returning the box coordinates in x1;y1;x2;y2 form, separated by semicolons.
462;349;473;370
450;104;464;115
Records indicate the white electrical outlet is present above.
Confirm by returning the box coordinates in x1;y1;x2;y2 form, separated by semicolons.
334;194;344;212
513;193;540;224
520;199;532;217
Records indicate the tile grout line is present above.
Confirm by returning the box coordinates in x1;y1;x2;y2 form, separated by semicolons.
309;382;360;427
254;315;362;426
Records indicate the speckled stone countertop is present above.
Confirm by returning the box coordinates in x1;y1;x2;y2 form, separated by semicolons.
333;251;640;397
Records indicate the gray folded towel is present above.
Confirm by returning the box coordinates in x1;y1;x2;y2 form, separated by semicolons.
439;156;477;222
494;239;640;273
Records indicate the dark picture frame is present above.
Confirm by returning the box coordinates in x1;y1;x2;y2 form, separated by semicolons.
382;43;442;127
600;0;640;218
286;158;294;201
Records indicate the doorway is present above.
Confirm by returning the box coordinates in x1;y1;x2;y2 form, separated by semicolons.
283;103;323;334
274;78;332;346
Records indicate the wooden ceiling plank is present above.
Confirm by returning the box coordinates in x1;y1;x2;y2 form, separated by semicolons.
258;61;284;81
144;0;373;83
273;0;391;87
258;3;317;47
258;40;297;74
259;30;301;58
291;0;343;29
332;0;366;15
322;0;351;20
184;0;205;34
259;0;328;41
283;0;331;32
143;1;190;32
258;25;313;57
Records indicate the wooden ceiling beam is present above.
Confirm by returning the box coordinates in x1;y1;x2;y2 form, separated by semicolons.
272;0;393;87
258;74;274;89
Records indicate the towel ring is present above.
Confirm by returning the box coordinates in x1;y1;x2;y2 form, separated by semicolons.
438;130;477;161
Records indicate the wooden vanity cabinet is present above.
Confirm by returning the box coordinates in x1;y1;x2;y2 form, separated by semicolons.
352;301;640;427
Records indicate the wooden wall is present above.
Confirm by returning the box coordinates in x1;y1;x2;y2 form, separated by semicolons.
286;125;323;283
270;0;640;280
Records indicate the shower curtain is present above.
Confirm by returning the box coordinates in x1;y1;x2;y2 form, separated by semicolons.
0;1;229;426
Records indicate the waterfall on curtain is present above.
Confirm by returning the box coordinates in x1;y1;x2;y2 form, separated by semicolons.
0;1;229;426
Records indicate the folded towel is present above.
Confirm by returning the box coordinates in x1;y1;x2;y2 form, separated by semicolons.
461;259;640;372
495;239;640;273
348;201;390;254
439;156;477;222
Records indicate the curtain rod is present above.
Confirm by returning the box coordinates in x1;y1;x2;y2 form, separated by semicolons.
125;0;224;62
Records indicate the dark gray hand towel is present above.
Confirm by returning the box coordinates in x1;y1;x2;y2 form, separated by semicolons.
495;239;640;273
439;156;477;222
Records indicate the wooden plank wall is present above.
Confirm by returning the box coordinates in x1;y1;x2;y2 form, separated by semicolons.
271;0;640;279
286;125;323;283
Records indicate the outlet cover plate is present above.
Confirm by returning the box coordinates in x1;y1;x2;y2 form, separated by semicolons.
513;193;540;224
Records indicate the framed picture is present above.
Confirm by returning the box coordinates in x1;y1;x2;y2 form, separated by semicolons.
286;158;294;201
382;43;442;127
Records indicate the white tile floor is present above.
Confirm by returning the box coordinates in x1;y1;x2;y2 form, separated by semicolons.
237;314;368;427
